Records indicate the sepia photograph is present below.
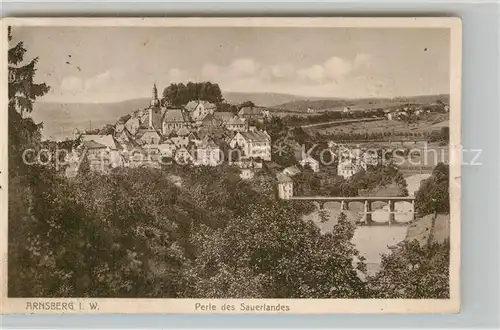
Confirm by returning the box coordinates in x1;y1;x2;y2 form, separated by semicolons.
1;17;461;314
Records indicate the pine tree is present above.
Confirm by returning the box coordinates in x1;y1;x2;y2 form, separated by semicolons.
8;26;50;117
8;26;51;296
8;26;50;167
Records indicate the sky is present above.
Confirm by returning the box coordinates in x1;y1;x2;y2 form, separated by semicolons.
11;26;451;103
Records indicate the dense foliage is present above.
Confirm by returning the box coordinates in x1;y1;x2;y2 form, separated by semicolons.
368;239;450;298
367;162;451;298
292;164;408;198
414;162;450;215
9;162;372;298
162;82;223;107
427;127;450;145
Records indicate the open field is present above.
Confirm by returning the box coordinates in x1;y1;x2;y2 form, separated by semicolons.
299;117;384;129
270;111;323;118
305;113;449;136
274;94;449;112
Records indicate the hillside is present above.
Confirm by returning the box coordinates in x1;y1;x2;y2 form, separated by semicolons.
222;92;319;107
32;93;449;141
275;94;450;112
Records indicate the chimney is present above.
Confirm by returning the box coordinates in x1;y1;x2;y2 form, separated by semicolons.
149;108;153;128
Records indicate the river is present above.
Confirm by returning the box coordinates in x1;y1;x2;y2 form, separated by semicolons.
302;173;430;276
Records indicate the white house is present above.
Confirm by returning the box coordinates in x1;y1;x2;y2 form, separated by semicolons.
196;136;221;166
162;109;189;134
225;116;248;132
282;165;301;177
185;100;216;121
139;129;162;146
157;139;177;157
337;160;362;179
240;168;255;180
277;173;294;200
229;131;271;161
299;156;319;172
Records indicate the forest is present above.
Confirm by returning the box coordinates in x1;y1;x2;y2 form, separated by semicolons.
161;82;224;107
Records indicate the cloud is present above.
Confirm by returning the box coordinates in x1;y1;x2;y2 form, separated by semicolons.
229;58;259;77
60;70;113;95
295;53;374;85
167;68;187;81
84;70;112;90
188;54;382;98
201;63;221;79
57;70;131;102
270;63;295;80
298;64;325;82
324;56;352;79
55;53;380;102
60;76;84;93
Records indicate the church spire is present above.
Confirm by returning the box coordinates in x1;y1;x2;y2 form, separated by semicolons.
153;82;158;99
150;82;160;107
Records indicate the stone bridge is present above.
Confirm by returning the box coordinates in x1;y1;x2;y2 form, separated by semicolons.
290;196;416;226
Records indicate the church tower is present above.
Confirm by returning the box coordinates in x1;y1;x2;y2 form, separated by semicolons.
150;82;160;108
149;82;162;129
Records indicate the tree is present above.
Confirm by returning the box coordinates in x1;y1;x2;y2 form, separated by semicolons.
440;127;450;143
217;102;239;114
239;100;255;108
162;84;179;106
98;124;115;135
8;27;50;117
8;26;50;173
8;26;51;295
181;209;368;298
414;163;449;215
162;82;223;106
368;239;450;298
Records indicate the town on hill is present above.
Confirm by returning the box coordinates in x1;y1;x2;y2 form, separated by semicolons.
65;81;450;190
66;82;274;179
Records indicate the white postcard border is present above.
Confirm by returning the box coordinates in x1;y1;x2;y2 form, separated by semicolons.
0;16;462;315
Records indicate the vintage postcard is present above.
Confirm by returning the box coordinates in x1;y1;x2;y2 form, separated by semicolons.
0;17;461;314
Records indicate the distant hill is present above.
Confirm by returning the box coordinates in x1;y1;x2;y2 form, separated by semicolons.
222;92;333;107
274;94;450;112
32;93;450;141
32;98;150;141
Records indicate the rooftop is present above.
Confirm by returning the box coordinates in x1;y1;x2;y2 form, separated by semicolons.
163;109;186;123
185;100;216;112
283;166;301;176
176;126;191;136
213;112;234;123
81;134;121;150
239;131;270;143
276;172;294;183
239;107;265;116
80;140;107;150
226;116;246;126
